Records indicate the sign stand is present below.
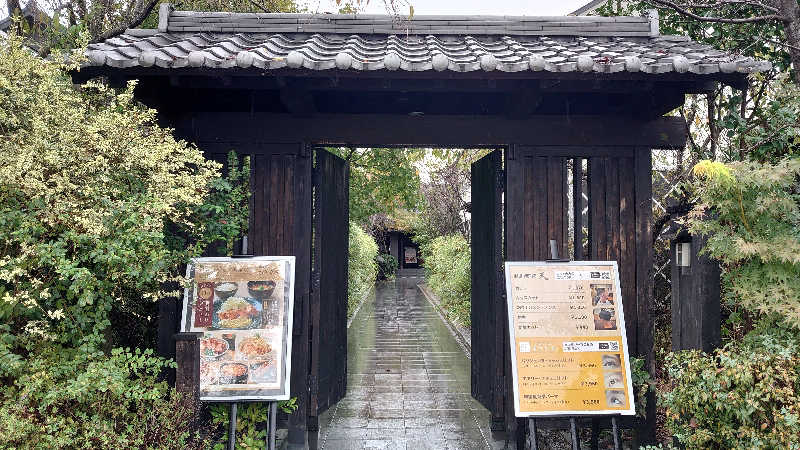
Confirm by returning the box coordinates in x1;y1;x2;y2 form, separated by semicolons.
228;403;237;449
522;241;622;450
220;240;280;450
226;401;278;450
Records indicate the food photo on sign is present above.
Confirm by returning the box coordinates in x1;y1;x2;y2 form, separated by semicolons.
180;256;295;401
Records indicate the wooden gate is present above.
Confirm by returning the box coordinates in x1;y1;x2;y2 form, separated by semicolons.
309;148;350;427
470;150;506;430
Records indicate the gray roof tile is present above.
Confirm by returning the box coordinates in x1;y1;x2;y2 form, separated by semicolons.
85;9;770;75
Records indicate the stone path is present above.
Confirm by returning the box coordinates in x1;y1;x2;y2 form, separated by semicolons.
318;277;506;450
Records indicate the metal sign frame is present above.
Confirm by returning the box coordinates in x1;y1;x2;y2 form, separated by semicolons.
505;260;636;417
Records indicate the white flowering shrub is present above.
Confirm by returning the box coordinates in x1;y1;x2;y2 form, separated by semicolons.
0;35;247;448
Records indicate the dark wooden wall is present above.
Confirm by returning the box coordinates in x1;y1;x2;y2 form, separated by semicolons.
470;151;505;430
503;146;656;440
671;233;721;353
181;140;314;447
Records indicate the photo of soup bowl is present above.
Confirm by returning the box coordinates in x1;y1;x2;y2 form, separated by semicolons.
214;282;238;300
247;280;276;300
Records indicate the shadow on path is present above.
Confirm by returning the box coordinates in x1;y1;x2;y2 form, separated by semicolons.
318;277;507;450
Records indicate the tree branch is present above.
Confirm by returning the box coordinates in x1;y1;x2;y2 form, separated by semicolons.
645;0;786;23
90;0;160;43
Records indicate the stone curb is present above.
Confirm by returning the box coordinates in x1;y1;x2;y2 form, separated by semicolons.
417;283;472;357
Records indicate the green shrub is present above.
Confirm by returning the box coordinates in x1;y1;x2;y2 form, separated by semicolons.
0;349;210;449
348;221;378;316
0;36;248;448
690;158;800;328
208;398;298;449
375;252;398;280
421;234;471;327
661;323;800;449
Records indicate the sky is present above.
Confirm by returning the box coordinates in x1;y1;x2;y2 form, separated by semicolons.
1;0;594;21
308;0;593;16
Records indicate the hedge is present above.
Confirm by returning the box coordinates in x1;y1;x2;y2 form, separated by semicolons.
421;234;471;327
347;222;378;317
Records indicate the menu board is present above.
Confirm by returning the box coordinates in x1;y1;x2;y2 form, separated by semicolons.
181;256;295;401
505;261;635;416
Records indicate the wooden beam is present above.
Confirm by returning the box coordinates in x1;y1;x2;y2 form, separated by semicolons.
182;113;688;148
277;77;317;116
74;65;746;90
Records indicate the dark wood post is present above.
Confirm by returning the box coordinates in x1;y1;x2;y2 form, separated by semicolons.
175;332;202;397
634;147;656;443
671;232;721;352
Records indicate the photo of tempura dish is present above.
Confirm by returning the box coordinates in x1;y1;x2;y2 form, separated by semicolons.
238;334;272;360
213;297;260;329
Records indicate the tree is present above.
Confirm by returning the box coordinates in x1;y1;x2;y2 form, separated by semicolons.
327;147;423;225
0;35;249;448
598;1;800;238
642;0;800;84
414;149;489;246
3;0;412;55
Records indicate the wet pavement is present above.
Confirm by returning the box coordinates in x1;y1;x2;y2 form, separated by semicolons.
318;277;507;450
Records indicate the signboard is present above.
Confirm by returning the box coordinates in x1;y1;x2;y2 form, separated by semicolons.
505;261;635;416
180;256;295;401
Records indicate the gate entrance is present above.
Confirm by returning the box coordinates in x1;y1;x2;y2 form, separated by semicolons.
81;7;760;446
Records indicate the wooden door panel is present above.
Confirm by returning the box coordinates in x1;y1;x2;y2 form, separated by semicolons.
470;150;504;425
310;149;349;417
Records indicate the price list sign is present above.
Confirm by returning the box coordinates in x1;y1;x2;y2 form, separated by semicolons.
505;261;635;416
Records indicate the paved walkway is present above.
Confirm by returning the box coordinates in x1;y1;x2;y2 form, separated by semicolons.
318;277;506;450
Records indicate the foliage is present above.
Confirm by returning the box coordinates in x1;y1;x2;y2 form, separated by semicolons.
596;1;797;172
716;74;800;162
184;151;251;257
4;0;299;54
327;147;423;225
0;35;248;448
0;348;210;449
348;221;378;317
630;357;653;419
208;399;298;450
660;322;800;449
688;157;800;327
414;150;474;247
421;234;471;327
375;252;398;281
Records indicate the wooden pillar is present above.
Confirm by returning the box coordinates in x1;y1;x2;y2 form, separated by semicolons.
634;147;656;442
175;332;201;396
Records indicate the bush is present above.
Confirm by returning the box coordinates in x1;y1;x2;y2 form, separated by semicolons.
0;349;210;449
348;222;378;316
0;36;248;447
690;158;800;328
375;252;398;280
660;323;800;448
421;234;471;327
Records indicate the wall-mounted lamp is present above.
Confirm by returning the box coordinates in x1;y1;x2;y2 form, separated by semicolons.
675;242;691;267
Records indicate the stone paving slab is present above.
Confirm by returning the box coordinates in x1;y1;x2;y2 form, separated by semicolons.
318;278;508;450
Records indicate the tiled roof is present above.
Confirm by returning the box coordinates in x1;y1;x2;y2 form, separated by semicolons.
85;5;771;75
